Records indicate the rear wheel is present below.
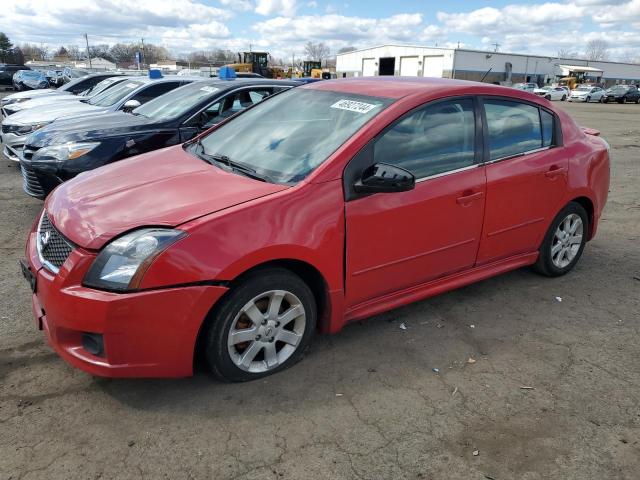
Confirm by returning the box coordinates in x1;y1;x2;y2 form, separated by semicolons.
586;96;591;102
204;268;317;382
599;96;605;103
533;202;588;277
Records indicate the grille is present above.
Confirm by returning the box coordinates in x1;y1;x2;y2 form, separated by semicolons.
20;164;45;198
37;214;73;272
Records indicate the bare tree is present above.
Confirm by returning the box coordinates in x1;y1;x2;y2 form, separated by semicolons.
557;48;579;59
618;50;640;64
584;40;609;61
304;41;330;62
20;43;49;61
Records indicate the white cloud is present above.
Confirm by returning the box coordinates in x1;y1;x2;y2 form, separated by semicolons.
307;0;318;7
255;0;298;16
220;0;254;11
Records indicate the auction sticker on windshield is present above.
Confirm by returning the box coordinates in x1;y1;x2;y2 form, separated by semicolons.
330;99;379;114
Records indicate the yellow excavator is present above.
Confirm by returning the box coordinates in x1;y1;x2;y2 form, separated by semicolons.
224;52;284;79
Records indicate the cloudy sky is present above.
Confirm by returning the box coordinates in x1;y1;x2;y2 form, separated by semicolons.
1;0;638;60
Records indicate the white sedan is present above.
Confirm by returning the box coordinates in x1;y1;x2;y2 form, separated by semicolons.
533;86;568;101
568;86;606;103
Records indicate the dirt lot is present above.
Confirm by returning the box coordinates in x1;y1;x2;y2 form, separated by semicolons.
0;90;639;480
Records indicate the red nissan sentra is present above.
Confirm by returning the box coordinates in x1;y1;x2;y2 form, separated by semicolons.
22;78;610;381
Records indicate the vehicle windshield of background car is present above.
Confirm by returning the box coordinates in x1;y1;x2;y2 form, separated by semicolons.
79;77;126;97
196;89;393;184
87;80;144;107
133;83;221;121
576;86;592;91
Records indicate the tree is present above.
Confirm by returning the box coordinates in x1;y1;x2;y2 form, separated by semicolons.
0;32;13;62
304;41;330;63
557;48;579;59
20;43;49;61
618;50;639;64
584;40;609;61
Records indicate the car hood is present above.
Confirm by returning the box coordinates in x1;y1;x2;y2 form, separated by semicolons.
571;91;589;95
45;145;289;250
3;89;60;101
28;112;152;147
7;94;81;113
5;101;108;125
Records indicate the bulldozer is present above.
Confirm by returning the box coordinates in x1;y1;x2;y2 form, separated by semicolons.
224;52;284;79
302;61;321;77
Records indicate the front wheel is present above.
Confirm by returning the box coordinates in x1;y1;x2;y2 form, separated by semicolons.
545;95;551;100
586;96;591;103
561;95;567;101
204;268;317;382
599;96;605;103
533;202;588;277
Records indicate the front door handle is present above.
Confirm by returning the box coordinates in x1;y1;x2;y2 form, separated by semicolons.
545;166;567;178
456;191;483;206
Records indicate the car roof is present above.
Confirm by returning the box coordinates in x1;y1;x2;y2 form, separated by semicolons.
303;76;527;99
180;78;302;89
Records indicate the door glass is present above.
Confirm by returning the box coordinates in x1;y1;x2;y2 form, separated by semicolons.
373;99;476;179
484;100;543;160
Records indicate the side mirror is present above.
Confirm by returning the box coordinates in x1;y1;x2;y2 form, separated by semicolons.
123;99;141;112
354;162;415;194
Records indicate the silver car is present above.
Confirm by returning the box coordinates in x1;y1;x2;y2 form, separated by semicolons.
1;76;197;161
2;76;130;117
568;85;606;103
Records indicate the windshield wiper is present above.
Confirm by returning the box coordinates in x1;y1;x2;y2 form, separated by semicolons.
191;142;273;183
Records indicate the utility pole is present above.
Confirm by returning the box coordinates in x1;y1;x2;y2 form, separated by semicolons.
141;38;146;68
84;33;92;68
492;42;501;52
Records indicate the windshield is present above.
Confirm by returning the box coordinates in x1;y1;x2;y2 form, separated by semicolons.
81;77;125;97
197;88;394;184
576;86;592;91
88;80;143;107
610;85;628;91
22;71;43;78
134;83;220;121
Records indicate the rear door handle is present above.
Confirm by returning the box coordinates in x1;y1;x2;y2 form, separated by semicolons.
545;166;567;178
456;191;483;206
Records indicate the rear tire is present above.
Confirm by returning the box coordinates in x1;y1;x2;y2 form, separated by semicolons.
586;96;591;103
533;202;589;277
203;268;317;382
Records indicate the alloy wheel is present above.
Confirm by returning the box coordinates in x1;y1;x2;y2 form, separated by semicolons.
227;289;306;373
551;214;583;269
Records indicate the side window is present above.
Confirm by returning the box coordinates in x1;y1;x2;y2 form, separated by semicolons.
540;110;555;147
130;82;180;105
196;88;273;127
484;100;544;160
373;99;476;179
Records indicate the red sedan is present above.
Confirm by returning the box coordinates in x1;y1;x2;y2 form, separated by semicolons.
22;78;610;381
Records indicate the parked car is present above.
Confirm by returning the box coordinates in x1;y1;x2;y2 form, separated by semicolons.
2;73;127;117
602;84;640;103
513;82;537;92
533;86;567;101
13;70;48;91
20;78;300;198
62;67;90;84
2;75;197;161
21;78;610;381
568;85;606;103
45;69;64;87
0;64;30;86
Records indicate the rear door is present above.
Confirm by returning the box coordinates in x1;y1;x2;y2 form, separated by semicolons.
345;98;486;306
476;98;567;264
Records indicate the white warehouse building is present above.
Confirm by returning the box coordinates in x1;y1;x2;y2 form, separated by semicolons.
336;45;640;87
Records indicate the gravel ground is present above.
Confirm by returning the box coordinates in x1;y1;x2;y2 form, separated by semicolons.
0;89;639;480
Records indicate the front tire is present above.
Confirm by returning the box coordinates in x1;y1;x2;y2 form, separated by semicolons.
586;96;591;103
561;95;566;101
533;202;588;277
204;268;317;382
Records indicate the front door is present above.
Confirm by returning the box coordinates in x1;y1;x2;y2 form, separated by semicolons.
476;98;568;264
345;98;486;307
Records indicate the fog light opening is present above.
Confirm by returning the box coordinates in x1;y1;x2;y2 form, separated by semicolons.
82;333;104;357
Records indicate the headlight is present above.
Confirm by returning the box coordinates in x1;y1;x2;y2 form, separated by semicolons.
83;228;187;292
32;142;100;162
1;97;29;106
7;122;50;134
